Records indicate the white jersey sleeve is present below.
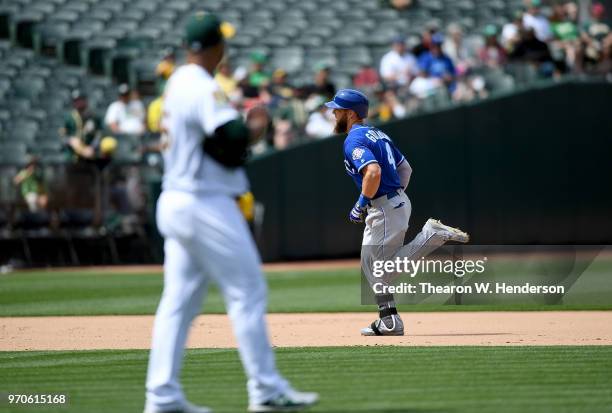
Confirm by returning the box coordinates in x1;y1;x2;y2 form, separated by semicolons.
197;82;240;136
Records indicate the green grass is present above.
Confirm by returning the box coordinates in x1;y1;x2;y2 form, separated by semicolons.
1;261;612;316
0;270;362;316
1;346;611;413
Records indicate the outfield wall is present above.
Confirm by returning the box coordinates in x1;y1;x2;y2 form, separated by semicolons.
247;80;612;261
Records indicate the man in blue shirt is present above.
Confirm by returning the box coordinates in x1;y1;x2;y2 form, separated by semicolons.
418;34;456;91
325;89;469;336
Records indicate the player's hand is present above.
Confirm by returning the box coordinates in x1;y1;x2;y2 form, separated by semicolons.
349;204;366;224
348;194;371;224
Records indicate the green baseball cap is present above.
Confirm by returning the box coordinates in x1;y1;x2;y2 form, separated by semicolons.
184;11;235;51
250;51;267;63
483;24;498;37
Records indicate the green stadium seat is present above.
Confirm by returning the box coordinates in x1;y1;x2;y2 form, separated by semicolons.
260;35;289;47
63;2;90;14
129;57;159;95
0;143;28;165
81;37;116;75
294;2;318;12
33;21;69;54
14;77;46;99
363;28;398;47
0;5;20;39
89;9;113;23
57;29;93;65
95;2;124;16
133;2;158;15
30;2;57;14
165;1;191;13
293;36;323;48
339;47;372;66
49;10;79;24
229;34;254;48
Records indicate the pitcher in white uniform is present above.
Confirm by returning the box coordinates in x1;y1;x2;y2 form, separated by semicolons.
144;12;318;413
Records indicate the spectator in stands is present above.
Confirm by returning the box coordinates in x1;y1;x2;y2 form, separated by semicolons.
408;69;443;100
582;2;610;42
453;72;487;102
370;87;407;122
413;24;438;58
576;3;611;72
61;90;103;162
104;84;146;137
305;62;336;100
273;86;308;134
13;156;48;212
588;32;612;76
305;98;335;139
550;5;578;42
502;10;525;52
272;110;295;150
215;58;238;98
155;49;175;93
418;34;456;90
353;63;380;90
248;52;270;88
549;3;579;69
235;66;259;100
147;94;163;134
522;0;552;42
479;25;507;68
443;24;471;72
379;35;419;87
388;0;412;10
509;28;554;75
270;69;294;101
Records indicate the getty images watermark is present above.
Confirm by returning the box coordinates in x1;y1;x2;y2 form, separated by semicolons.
370;256;566;295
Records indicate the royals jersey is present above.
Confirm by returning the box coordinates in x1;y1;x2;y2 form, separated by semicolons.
161;64;248;196
343;124;405;199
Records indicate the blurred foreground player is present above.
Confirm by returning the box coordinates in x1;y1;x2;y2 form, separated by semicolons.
326;89;469;336
144;12;318;413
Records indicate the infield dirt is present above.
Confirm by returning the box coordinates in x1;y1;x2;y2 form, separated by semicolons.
2;311;612;351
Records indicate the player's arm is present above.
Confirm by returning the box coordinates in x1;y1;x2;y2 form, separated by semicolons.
347;144;379;223
397;160;412;190
199;84;268;167
360;163;381;198
68;137;95;159
349;162;380;224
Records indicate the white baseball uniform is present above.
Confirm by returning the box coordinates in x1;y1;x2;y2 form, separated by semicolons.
145;64;289;411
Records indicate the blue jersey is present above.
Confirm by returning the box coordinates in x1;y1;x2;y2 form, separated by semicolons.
343;124;405;199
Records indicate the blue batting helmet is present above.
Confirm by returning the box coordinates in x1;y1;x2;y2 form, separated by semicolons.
325;89;369;119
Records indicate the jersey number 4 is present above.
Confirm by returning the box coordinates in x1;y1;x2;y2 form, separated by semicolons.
384;142;396;170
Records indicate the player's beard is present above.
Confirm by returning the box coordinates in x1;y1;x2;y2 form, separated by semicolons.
334;117;348;134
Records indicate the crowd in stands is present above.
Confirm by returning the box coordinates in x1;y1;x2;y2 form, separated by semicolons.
144;0;612;152
18;0;612;172
2;0;612;265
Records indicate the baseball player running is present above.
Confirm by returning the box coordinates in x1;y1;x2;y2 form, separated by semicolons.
325;89;469;336
144;12;318;413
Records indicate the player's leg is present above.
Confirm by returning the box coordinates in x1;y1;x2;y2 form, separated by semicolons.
145;237;209;412
360;193;411;336
392;218;469;263
145;191;210;412
190;195;317;410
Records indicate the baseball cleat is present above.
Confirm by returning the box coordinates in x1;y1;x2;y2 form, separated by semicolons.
144;401;213;413
361;314;404;336
425;218;470;243
247;389;319;412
